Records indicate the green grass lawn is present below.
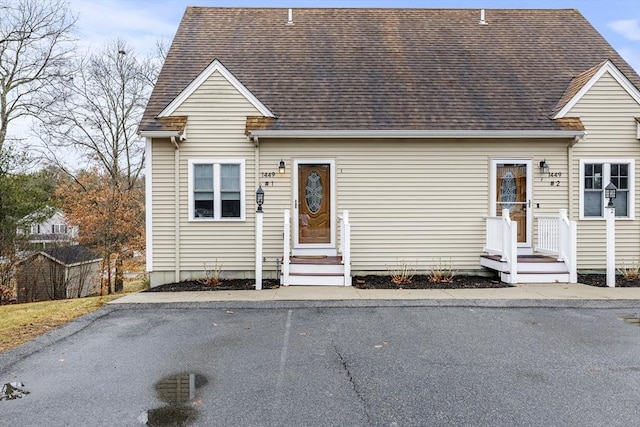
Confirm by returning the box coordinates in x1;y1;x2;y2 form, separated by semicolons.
0;279;148;353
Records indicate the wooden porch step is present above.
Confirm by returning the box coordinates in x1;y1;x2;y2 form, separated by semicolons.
290;256;342;265
284;256;350;286
480;253;570;283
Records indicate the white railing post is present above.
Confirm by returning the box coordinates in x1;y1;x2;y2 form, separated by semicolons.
605;206;616;287
508;218;518;284
501;209;511;263
341;210;351;286
282;210;290;286
569;219;577;283
255;208;263;290
501;209;518;284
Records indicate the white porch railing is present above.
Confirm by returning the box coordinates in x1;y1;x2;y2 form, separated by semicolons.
282;209;291;286
339;210;351;286
484;209;518;283
535;209;577;283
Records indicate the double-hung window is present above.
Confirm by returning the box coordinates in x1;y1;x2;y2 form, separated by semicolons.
189;159;245;220
52;224;68;234
580;159;634;219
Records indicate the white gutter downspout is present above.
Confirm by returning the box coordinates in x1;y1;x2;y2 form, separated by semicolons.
145;137;153;274
567;133;585;219
172;136;180;283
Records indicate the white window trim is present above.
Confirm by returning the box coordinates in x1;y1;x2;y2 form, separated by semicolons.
579;159;635;220
188;159;246;221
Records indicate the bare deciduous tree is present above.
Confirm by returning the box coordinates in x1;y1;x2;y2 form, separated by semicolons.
0;0;76;153
39;39;156;190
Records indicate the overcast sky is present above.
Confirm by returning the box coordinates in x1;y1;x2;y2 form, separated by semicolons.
68;0;640;71
7;0;640;158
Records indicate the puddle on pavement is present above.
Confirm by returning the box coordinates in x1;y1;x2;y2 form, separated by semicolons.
619;315;640;326
140;373;208;426
1;382;30;401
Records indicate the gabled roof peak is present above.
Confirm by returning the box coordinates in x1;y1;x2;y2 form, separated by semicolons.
553;60;640;119
157;59;275;120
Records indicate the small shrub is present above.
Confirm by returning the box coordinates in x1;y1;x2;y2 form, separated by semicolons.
387;260;415;285
428;258;454;283
200;260;223;286
0;284;14;304
618;258;640;280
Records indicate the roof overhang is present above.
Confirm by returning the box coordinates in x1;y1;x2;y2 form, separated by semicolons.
138;130;185;139
249;129;586;139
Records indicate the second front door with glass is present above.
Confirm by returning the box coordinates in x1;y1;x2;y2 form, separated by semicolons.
491;160;532;246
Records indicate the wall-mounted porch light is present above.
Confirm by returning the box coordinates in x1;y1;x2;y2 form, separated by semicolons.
278;159;286;174
256;186;264;212
605;182;617;208
539;159;549;172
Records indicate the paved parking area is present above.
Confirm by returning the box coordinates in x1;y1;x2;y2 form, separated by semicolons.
1;304;639;426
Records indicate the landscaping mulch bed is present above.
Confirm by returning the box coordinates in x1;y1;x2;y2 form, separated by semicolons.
146;274;640;291
577;274;639;288
146;279;280;292
146;275;507;291
352;275;507;289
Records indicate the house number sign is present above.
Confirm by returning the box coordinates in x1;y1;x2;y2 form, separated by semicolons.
261;171;276;186
547;171;561;187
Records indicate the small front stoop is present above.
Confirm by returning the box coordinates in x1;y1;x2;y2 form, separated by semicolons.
480;254;570;284
285;256;351;286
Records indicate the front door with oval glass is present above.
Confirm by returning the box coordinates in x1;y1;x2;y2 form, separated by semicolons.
298;163;331;244
492;160;532;245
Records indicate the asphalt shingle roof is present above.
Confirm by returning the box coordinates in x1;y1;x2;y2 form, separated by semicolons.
43;245;101;265
140;8;640;133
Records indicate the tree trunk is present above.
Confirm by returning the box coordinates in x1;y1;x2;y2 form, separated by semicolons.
114;254;123;293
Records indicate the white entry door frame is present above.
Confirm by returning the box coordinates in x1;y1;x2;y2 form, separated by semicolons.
489;159;533;250
292;158;336;256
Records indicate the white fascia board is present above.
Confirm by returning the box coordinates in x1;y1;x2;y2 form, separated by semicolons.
554;60;640;119
158;59;275;118
249;129;586;139
138;130;186;140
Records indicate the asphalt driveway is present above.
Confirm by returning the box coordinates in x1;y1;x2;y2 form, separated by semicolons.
1;303;639;426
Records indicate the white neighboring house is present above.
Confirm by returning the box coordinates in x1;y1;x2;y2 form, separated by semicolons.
19;209;79;248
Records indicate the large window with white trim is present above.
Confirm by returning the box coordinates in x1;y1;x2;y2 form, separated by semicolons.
189;159;245;220
580;159;634;219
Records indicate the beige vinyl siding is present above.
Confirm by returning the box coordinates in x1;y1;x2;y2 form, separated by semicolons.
151;71;260;278
260;139;570;274
150;139;177;270
567;71;640;270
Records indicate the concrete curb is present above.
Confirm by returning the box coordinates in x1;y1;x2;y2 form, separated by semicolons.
0;306;116;374
107;298;640;310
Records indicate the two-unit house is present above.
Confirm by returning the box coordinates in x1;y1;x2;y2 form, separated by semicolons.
140;8;640;287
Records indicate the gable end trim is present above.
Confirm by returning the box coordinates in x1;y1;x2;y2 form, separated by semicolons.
157;59;275;119
554;60;640;119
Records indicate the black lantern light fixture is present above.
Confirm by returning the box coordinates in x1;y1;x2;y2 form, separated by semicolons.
539;159;549;172
278;159;286;174
256;186;264;212
605;182;617;208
